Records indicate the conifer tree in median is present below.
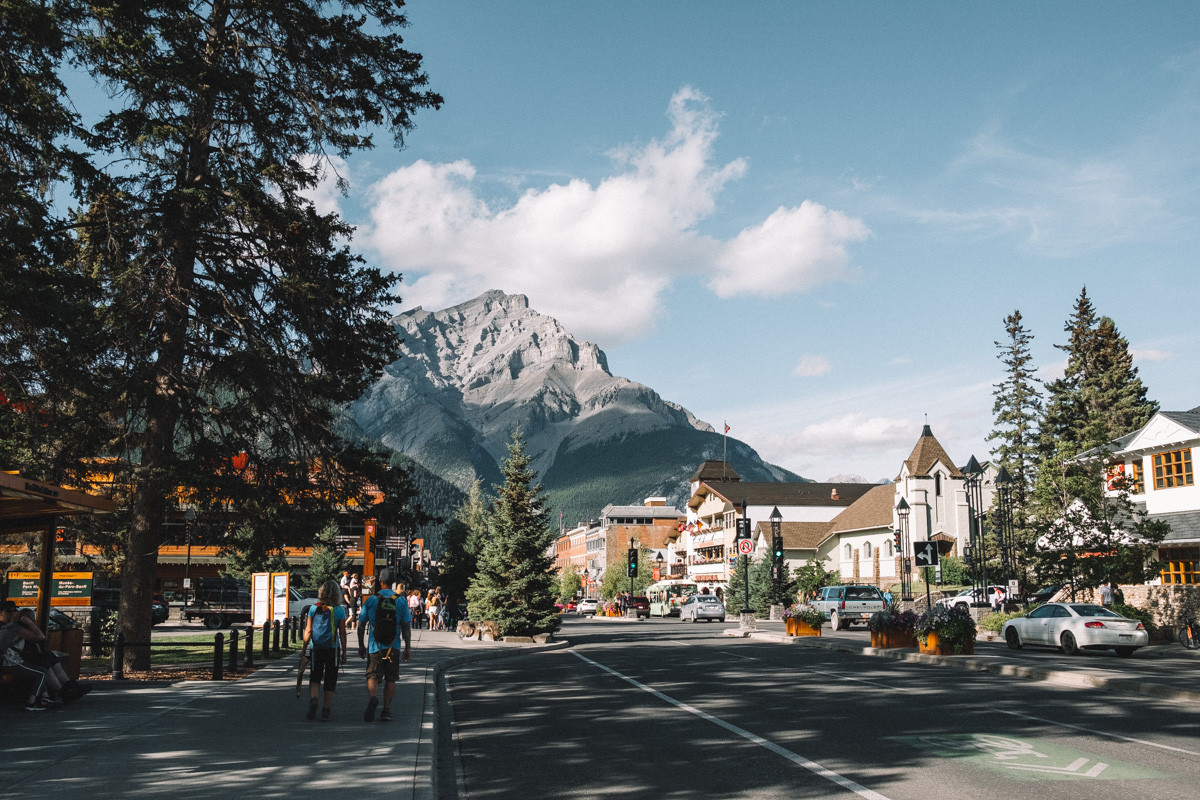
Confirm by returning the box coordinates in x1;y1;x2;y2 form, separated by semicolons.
466;432;561;637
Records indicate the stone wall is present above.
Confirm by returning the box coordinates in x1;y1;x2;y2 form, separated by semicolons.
1114;583;1200;629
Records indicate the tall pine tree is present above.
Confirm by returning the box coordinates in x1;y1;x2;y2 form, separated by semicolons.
988;310;1042;571
437;480;489;600
67;0;440;667
466;433;561;637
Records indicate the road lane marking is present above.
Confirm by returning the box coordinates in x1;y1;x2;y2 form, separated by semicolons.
668;640;691;647
991;708;1200;756
720;651;757;661
572;651;891;800
894;733;1161;781
803;668;894;690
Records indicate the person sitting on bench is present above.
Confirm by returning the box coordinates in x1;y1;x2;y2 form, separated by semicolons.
13;607;90;704
1;600;60;711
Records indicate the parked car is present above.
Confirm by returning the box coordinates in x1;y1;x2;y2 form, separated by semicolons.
937;585;1008;609
1025;583;1064;605
678;594;725;623
628;595;651;618
577;598;599;616
813;585;886;630
151;593;169;625
1002;602;1148;657
563;599;577;613
289;587;318;619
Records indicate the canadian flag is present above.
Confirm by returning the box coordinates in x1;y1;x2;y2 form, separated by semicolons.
724;422;730;434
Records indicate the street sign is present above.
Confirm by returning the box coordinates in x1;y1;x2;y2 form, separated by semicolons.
913;541;940;568
735;518;750;540
1008;579;1019;595
737;538;755;556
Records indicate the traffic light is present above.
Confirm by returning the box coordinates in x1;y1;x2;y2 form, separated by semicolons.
772;535;784;561
627;548;639;577
893;530;902;552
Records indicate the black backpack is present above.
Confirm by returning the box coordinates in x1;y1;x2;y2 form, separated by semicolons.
373;593;399;650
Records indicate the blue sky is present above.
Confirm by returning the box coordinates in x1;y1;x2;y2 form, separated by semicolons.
161;3;1200;482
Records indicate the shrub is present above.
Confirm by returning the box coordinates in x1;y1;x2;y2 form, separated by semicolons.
979;607;1035;632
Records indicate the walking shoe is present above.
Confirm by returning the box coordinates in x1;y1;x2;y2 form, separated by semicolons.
307;698;318;720
43;697;64;709
380;708;393;722
24;702;47;712
364;696;378;722
320;707;331;722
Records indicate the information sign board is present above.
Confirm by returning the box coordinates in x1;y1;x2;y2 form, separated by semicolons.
6;571;93;607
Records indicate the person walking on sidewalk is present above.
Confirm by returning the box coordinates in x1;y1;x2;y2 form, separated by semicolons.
358;568;412;723
302;580;349;721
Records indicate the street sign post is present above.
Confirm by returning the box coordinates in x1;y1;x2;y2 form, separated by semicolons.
913;541;940;568
737;538;754;556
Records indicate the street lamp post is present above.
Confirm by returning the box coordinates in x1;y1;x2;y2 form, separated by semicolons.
740;501;751;615
963;455;988;606
995;466;1017;593
183;508;196;609
655;551;664;581
896;498;912;601
769;505;783;600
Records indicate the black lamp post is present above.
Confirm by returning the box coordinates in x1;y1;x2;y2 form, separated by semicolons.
183;508;196;609
895;498;912;601
995;465;1017;592
769;505;783;597
655;551;664;580
963;455;988;606
740;501;751;615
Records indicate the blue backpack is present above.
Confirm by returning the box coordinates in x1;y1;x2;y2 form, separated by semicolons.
310;604;336;649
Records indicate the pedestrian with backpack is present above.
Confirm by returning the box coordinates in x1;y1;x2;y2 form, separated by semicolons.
357;567;412;722
302;580;349;721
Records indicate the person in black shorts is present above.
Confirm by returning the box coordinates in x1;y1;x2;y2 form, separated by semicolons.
302;580;348;721
357;568;412;723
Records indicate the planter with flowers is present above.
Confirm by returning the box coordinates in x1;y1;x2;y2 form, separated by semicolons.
915;604;976;655
867;607;919;649
783;603;824;637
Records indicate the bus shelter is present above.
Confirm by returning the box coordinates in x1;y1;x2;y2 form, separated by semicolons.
0;471;115;632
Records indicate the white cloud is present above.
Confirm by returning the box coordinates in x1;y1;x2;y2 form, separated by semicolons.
364;88;867;344
1131;348;1171;363
793;355;831;377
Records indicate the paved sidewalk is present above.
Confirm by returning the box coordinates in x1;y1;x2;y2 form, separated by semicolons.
0;629;563;800
740;621;1200;702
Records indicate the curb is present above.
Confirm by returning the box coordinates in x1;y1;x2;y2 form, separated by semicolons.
748;631;1200;703
425;639;572;800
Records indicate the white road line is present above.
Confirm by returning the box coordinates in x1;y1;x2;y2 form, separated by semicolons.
573;651;891;800
804;668;894;690
668;640;691;647
720;651;757;661
992;708;1200;757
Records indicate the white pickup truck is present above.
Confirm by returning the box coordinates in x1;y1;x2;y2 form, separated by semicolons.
813;585;886;630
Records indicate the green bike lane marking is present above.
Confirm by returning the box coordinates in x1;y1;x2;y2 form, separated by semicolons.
888;734;1166;781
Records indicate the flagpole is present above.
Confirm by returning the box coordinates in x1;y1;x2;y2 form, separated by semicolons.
722;421;728;479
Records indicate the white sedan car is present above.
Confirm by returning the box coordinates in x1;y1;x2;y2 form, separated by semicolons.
1002;602;1148;657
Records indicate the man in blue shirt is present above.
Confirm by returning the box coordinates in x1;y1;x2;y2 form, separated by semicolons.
357;567;413;722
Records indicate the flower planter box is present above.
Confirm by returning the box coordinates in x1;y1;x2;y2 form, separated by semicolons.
870;628;917;649
917;631;974;656
785;618;821;637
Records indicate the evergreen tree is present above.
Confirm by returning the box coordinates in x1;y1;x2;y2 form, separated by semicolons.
466;433;561;637
988;310;1043;578
792;558;841;602
64;0;440;667
304;523;350;591
1085;316;1157;443
437;480;489;599
738;554;796;616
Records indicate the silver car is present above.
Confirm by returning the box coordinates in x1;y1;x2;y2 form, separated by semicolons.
1002;602;1148;657
678;594;726;623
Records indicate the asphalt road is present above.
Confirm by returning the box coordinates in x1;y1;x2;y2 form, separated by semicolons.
442;617;1200;799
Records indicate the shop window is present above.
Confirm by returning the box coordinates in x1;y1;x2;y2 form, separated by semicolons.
1154;449;1194;490
1160;547;1200;584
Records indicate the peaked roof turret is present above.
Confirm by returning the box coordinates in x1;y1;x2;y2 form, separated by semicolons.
898;426;962;480
691;460;740;483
